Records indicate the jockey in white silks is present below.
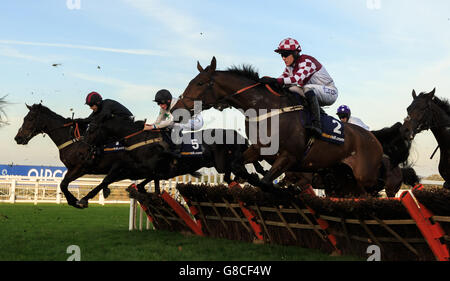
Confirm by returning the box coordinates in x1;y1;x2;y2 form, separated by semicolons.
336;104;370;130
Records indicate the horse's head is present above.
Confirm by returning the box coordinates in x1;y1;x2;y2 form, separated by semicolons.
15;104;46;144
400;88;436;140
172;56;229;114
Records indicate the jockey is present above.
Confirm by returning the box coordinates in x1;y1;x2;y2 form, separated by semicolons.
259;37;338;136
144;89;204;156
77;91;135;164
80;91;134;126
144;89;204;131
336;105;370;130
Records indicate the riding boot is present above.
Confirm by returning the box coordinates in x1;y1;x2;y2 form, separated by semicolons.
305;90;322;136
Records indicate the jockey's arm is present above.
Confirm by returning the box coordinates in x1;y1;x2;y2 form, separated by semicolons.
277;62;316;87
177;114;204;131
145;110;174;130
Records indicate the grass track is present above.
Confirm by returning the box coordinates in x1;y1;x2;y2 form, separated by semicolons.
0;203;360;261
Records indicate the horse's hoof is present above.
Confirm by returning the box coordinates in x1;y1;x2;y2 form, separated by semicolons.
76;199;88;209
103;187;111;199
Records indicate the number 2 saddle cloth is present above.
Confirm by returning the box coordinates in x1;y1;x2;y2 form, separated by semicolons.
301;110;345;144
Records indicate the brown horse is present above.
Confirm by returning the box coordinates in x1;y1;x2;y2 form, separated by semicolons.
400;88;450;190
172;57;383;196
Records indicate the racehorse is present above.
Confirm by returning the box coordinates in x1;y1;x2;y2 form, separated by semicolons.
83;114;267;194
171;57;383;196
281;122;420;198
400;88;450;190
14;104;156;209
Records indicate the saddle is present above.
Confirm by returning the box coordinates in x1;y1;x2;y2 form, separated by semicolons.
281;88;345;145
161;129;204;157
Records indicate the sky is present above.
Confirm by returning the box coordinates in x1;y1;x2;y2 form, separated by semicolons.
0;0;449;177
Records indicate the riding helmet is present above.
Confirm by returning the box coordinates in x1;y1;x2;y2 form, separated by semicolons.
85;92;103;106
337;105;351;118
274;37;302;53
154;89;172;106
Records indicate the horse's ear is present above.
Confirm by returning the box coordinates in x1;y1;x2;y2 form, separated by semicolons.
429;88;436;99
26;103;31;110
197;61;204;72
412;89;417;99
209;56;216;72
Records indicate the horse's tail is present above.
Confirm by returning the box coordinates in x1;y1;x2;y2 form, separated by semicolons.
401;166;421;187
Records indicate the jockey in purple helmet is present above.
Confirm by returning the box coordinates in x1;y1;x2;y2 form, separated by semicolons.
336;105;370;130
259;37;339;136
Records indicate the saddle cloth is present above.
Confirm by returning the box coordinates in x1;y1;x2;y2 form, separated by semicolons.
180;131;204;156
301;111;345;144
162;130;204;157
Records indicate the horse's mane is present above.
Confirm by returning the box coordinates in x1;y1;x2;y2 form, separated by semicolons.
31;104;67;122
433;96;450;116
226;64;260;82
417;92;450;116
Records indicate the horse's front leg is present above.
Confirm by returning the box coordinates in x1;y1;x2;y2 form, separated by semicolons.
60;168;85;209
154;179;160;194
439;151;449;190
260;151;297;191
77;165;125;208
136;178;152;193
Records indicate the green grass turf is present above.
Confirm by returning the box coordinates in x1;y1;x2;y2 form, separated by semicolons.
0;203;361;261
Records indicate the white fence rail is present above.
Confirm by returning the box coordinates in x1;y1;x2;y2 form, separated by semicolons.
0;174;227;205
0;175;444;206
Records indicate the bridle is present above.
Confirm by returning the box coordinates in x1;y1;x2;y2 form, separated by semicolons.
178;77;221;111
177;73;282;112
404;99;449;136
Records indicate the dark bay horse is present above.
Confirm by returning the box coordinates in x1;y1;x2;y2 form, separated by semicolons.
14;104;155;209
171;57;383;196
400;88;450;190
84;115;267;193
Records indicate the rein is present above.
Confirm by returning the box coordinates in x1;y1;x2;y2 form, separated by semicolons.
232;83;281;97
57;122;83;150
63;122;81;139
113;128;164;152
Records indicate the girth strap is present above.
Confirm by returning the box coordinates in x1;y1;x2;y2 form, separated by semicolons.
125;137;163;151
